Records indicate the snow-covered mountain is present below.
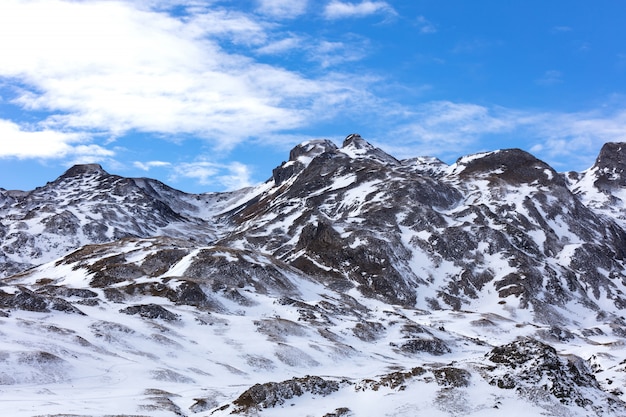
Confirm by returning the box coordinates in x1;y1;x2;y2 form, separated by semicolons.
2;135;626;416
0;163;256;277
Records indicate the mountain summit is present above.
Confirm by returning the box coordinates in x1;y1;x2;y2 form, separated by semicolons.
59;163;108;179
340;133;400;165
590;142;626;190
2;136;626;416
451;148;562;186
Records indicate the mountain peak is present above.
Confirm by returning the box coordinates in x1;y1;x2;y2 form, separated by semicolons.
60;164;108;179
450;148;562;186
341;133;369;149
272;139;338;186
340;133;399;165
590;142;626;190
288;139;338;164
595;142;626;167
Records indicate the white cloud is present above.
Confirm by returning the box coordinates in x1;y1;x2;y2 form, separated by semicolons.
257;33;371;67
134;160;172;171
171;161;253;190
2;0;620;185
0;0;358;152
307;39;370;68
171;162;219;186
256;36;303;55
216;161;254;190
256;0;308;19
184;8;267;46
323;1;396;20
0;118;112;159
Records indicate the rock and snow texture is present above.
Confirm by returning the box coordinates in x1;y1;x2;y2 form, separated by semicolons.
0;164;254;277
2;135;626;416
567;142;626;228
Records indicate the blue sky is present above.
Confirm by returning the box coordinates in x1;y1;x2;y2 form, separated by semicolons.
1;0;625;193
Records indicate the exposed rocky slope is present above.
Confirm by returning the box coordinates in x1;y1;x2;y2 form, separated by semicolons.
2;136;626;416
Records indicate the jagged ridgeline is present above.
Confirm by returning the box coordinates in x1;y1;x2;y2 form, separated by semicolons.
1;135;626;416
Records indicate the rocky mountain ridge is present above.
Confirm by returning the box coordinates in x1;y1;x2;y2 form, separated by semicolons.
2;135;626;416
0;162;255;277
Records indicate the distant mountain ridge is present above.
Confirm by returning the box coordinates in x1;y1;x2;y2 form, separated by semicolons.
2;135;626;416
0;162;254;277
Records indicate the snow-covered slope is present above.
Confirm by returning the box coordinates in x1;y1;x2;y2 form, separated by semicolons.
2;237;624;417
2;135;626;416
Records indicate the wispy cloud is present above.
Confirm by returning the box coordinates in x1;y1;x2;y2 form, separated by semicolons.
256;0;308;19
528;108;626;168
171;161;253;190
307;38;371;68
257;32;371;68
552;26;573;33
384;101;518;159
415;16;436;34
256;36;303;55
323;1;396;20
183;8;268;46
133;160;172;171
379;101;626;171
216;161;255;190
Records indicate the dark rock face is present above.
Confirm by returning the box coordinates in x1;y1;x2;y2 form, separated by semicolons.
272;139;339;186
227;135;464;307
352;320;385;341
0;286;85;315
566;142;626;233
184;247;300;298
455;148;563;186
395;337;451;356
591;142;626;190
487;338;600;406
59;163;108;179
433;367;472;387
322;408;353;417
232;376;341;412
120;304;179;321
